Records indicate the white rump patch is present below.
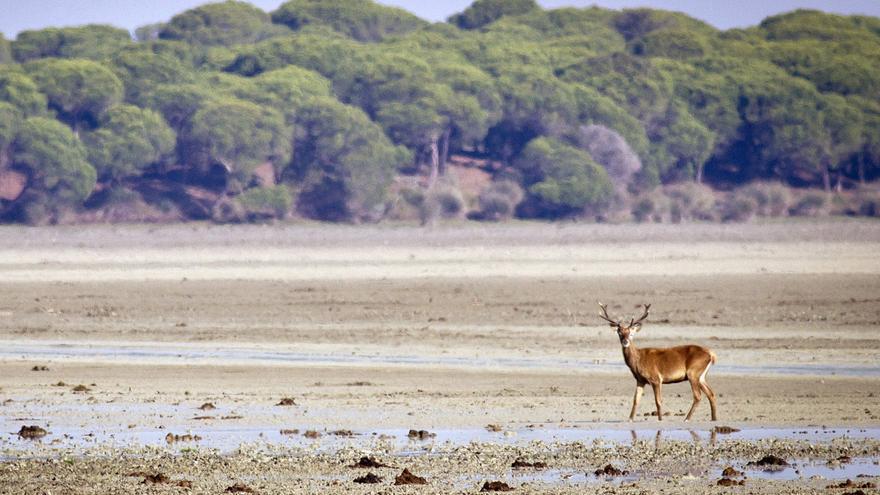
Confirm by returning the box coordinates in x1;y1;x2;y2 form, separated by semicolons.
699;362;711;383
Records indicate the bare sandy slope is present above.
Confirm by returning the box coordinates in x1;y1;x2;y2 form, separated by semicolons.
0;221;879;494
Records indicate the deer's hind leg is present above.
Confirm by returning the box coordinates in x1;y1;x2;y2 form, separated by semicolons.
684;376;702;422
699;363;718;421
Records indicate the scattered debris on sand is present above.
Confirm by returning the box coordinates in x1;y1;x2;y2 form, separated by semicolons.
17;425;47;439
713;426;741;434
721;466;743;477
140;473;170;484
350;456;390;469
594;464;628;476
225;482;255;493
394;468;427;485
511;458;547;469
353;473;383;484
280;429;299;435
747;455;789;469
165;432;202;443
198;402;216;410
829;480;876;489
303;430;321;439
53;381;67;387
481;481;514;492
331;429;355;437
276;398;296;406
72;384;91;393
407;429;436;440
485;424;503;432
30;365;49;371
717;477;745;486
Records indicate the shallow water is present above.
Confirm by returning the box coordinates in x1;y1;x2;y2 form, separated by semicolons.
2;341;878;377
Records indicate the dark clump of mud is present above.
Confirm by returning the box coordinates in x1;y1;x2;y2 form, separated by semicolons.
72;384;91;393
594;464;628;476
280;429;299;435
713;426;741;434
53;381;67;387
353;473;383;484
30;365;49;371
408;429;436;440
198;402;216;410
141;473;170;484
486;424;503;432
481;481;514;492
225;482;255;493
644;411;671;417
511;458;548;469
17;425;48;439
350;456;390;469
165;432;202;443
331;429;355;437
717;477;745;486
276;398;296;406
303;430;321;439
748;455;789;469
830;480;876;489
721;466;743;477
395;468;427;485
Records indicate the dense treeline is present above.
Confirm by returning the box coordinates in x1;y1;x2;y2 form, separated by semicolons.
0;0;879;224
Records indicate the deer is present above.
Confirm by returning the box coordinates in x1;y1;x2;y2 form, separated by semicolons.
598;303;717;422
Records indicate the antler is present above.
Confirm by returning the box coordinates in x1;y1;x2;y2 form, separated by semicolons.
630;304;651;327
598;302;619;326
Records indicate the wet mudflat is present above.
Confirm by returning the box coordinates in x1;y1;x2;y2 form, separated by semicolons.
0;221;879;493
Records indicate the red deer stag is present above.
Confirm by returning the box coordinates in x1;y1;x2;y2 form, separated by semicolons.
598;303;717;422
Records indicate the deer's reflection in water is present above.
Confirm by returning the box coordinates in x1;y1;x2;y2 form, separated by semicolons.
629;429;718;449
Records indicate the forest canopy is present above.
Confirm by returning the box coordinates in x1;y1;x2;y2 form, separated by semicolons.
1;1;879;224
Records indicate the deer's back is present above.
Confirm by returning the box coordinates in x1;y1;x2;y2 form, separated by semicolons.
639;345;714;384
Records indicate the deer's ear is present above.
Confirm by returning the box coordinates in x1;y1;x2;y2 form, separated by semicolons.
631;323;642;332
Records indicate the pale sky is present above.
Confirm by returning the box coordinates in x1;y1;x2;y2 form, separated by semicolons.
1;0;879;38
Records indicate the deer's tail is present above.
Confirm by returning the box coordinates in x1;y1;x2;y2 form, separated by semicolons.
709;350;717;365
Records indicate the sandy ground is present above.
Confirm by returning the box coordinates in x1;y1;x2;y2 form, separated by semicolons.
0;221;879;494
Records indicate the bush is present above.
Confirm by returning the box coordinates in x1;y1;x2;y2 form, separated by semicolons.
474;180;524;221
853;188;880;217
718;194;758;222
662;182;717;222
237;185;293;220
789;190;829;217
631;189;670;223
211;197;246;223
420;185;465;225
738;182;792;217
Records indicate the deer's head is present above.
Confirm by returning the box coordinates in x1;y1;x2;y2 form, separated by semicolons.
598;303;651;348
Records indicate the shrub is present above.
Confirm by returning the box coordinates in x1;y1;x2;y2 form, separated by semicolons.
738;182;792;217
211;197;246;223
789;190;829;217
237;185;293;220
631;189;670;223
718;194;757;223
474;180;524;221
662;182;717;222
853;188;880;217
420;184;465;225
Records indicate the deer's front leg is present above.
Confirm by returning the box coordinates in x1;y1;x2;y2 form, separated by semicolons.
651;382;663;421
629;382;645;421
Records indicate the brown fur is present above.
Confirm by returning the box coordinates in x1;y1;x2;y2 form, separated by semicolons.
599;303;718;422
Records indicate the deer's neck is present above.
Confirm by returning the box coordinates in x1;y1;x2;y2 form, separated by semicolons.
622;342;641;371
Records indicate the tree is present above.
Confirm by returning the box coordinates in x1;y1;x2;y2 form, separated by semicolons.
160;1;286;46
13;116;96;201
272;0;427;42
110;44;194;106
84;105;175;183
25;58;123;132
180;97;290;187
647;103;716;183
0;102;20;169
572;124;642;190
289;96;411;221
449;0;539;30
11;25;132;62
0;70;47;116
0;33;12;64
514;137;612;218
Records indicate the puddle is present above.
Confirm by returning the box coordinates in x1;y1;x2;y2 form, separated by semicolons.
1;341;878;377
734;457;880;481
